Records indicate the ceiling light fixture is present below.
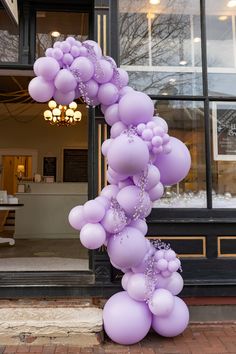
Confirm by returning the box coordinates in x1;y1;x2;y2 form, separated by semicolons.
193;37;201;43
227;1;236;7
51;31;61;38
44;100;82;127
218;15;228;21
179;60;187;65
149;0;160;4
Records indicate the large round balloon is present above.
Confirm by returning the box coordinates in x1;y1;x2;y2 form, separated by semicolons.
107;227;147;269
103;291;152;345
155;137;191;186
152;296;189;337
28;76;54;102
80;223;106;249
107;134;149;175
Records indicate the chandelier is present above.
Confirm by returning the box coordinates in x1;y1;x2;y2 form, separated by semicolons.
43;100;82;127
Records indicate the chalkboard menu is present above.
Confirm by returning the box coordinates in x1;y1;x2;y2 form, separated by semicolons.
63;149;88;182
212;102;236;161
43;157;57;180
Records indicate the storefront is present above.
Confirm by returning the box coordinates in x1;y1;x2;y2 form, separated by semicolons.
0;0;235;297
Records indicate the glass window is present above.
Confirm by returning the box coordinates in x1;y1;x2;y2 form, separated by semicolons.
153;100;206;208
206;0;236;96
211;101;236;207
0;8;19;63
36;11;89;58
119;0;203;95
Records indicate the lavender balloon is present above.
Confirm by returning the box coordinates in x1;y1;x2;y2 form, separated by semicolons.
28;76;54;102
103;291;152;345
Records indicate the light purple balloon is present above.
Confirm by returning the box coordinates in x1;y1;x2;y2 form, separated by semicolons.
118;178;134;189
83;200;106;223
101;208;127;234
110;121;127;138
70;45;81;58
121;271;134;290
164;249;177;261
108;167;128;182
156;258;168;271
53;89;75;105
80;223;106;249
97;83;119;106
53;41;61;49
153;116;168;133
62;53;74;66
83;79;99;98
168;259;181;273
119;92;154;126
54;69;77;93
116;185;151;218
107;227;147;269
95;196;110;210
111;68;129;88
156;272;184;296
28;76;54;102
106;172;118;185
45;48;54;57
101;138;113;157
66;36;76;45
107;134;149;175
61;41;71;53
104;104;120;126
83;40;102;58
127;273;148;301
79;46;88;57
70;57;94;82
152;296;189;337
103;291;152;345
52;48;63;61
133;165;160;191
131;253;149;273
148;182;164;202
148;289;174;317
129;219;148;235
155;137;191;186
93;59;114;84
119;86;134;98
100;184;119;200
101;104;109;114
68;205;86;231
142;128;153;141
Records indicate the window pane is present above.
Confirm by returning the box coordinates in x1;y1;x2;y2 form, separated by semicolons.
0;8;19;62
153;100;206;208
119;0;203;95
211;101;236;207
206;0;236;96
36;12;89;58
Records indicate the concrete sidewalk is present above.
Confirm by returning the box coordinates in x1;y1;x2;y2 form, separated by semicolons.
0;323;235;354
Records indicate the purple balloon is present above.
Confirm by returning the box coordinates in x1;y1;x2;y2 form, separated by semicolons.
52;48;63;61
79;46;88;57
119;86;134;98
118;178;134;189
129;219;148;235
54;69;77;93
97;83;119;106
62;53;74;66
148;182;164;202
153;116;168;133
100;184;119;200
152;296;189;337
66;36;76;45
155;137;191;186
83;40;102;58
103;291;152;345
119;92;154;126
148;289;174;316
121;271;134;290
131;253;149;274
70;45;81;58
106;172;118;185
101;104;109;114
45;48;54;57
101;138;113;157
133;165;160;191
95;196;110;210
68;205;86;230
110;121;127;138
116;185;151;218
83;200;106;223
83;79;99;98
28;76;54;102
34;57;60;80
53;89;75;105
156;272;184;296
107;227;147;269
107;134;149;175
80;223;106;249
93;59;114;83
101;208;127;234
111;68;129;88
61;41;71;53
104;103;120;126
70;57;94;82
108;167;128;182
127;273;149;301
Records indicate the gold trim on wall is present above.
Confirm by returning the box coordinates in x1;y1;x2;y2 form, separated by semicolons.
97;14;101;47
103;14;107;56
147;236;206;258
218;236;236;257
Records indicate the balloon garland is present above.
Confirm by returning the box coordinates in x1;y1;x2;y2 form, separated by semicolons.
29;37;191;345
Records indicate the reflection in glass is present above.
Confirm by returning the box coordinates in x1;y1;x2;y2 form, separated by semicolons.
119;0;202;95
211;102;236;207
153;100;206;208
36;12;89;58
0;9;19;62
206;0;236;95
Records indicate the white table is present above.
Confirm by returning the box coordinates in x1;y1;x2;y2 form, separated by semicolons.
0;204;24;246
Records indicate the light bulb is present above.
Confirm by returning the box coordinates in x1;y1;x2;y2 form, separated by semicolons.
179;60;187;65
66;108;74;117
44;110;52;120
74;111;82;121
48;100;57;109
218;15;228;21
149;0;160;4
51;30;61;38
52;108;61;116
69;102;77;110
193;37;201;43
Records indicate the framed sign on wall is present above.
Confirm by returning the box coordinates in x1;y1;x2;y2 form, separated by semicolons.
43;157;57;181
212;102;236;161
63;149;88;182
